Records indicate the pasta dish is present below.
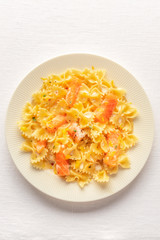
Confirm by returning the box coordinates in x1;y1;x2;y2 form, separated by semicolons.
18;68;138;188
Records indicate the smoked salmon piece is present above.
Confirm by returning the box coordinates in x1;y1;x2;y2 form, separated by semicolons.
107;131;120;148
35;140;47;153
46;115;67;133
103;130;121;168
103;153;118;168
95;93;117;123
55;150;70;176
66;80;81;107
68;123;85;143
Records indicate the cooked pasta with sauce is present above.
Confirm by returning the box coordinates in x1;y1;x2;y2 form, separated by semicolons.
18;68;138;188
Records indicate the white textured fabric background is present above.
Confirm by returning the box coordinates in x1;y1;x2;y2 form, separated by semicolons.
0;0;160;239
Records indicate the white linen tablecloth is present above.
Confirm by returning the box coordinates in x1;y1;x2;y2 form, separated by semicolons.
0;0;160;239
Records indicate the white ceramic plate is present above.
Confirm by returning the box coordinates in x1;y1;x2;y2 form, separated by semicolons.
6;54;154;202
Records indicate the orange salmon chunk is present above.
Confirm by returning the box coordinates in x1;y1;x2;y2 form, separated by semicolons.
55;150;70;176
68;123;85;143
95;93;117;123
35;140;47;153
66;80;81;107
46;115;67;133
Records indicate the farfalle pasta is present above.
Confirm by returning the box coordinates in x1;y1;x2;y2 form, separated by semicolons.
18;68;138;188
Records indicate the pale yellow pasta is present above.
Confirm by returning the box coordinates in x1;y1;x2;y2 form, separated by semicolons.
32;160;53;170
121;134;138;150
18;68;138;188
65;169;91;188
118;154;130;168
71;160;95;175
93;170;110;183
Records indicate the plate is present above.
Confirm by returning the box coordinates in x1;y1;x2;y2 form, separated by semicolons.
6;53;154;202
